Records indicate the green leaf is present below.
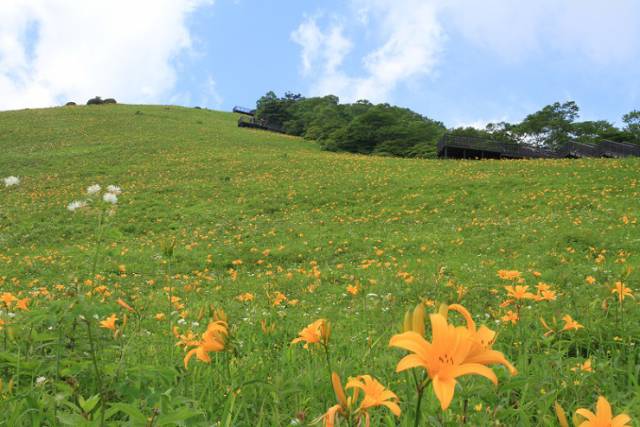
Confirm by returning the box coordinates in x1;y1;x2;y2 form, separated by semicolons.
107;403;148;425
156;407;202;426
79;394;101;413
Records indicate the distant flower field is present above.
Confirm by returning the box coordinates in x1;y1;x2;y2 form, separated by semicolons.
0;105;638;426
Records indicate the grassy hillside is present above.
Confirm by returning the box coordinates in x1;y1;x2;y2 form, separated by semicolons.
0;105;638;425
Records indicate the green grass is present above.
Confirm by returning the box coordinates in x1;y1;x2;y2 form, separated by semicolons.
0;104;638;426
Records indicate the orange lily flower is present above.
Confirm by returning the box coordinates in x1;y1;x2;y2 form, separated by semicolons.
611;282;634;303
561;315;583;332
504;285;535;300
501;310;519;325
116;298;135;313
292;319;330;349
346;375;401;417
0;292;17;307
183;320;228;368
346;284;360;296
575;396;631;427
497;270;521;280
448;304;517;375
16;298;30;311
99;314;118;332
319;372;400;427
389;313;499;410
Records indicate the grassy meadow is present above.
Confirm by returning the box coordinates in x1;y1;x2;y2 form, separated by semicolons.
0;104;638;426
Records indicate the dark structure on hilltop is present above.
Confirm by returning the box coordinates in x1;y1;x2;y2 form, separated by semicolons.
233;106;285;133
437;134;640;159
87;96;117;105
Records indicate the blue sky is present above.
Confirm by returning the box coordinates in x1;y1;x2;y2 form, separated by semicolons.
1;0;639;128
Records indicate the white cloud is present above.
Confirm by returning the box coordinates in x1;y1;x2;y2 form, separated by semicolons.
293;0;640;103
443;0;640;64
291;16;352;77
0;0;212;111
293;1;442;103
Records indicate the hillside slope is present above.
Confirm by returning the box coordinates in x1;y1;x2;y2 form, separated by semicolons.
0;104;639;424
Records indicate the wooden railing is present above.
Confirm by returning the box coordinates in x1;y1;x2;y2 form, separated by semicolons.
237;116;285;134
438;134;640;159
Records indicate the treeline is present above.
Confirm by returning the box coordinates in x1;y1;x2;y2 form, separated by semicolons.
254;92;640;158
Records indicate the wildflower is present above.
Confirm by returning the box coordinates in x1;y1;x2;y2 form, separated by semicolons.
87;184;101;195
106;185;122;195
533;283;557;301
571;359;593;373
0;292;17;307
35;376;47;386
16;298;30;311
3;176;20;187
292;319;330;349
346;375;401;417
183;320;228;368
505;285;535;300
561;315;583;332
586;276;597;285
497;270;521;281
116;298;135;313
67;200;87;212
103;192;118;204
611;282;633;303
320;372;400;427
501;310;519;325
99;314;118;333
236;292;254;302
272;291;287;306
448;304;517;375
155;313;166;321
574;396;631;427
389;313;499;410
346;284;360;296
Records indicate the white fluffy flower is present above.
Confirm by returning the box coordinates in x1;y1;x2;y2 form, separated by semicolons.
67;200;87;212
3;176;20;187
87;184;101;195
103;192;118;204
36;376;47;386
106;185;122;195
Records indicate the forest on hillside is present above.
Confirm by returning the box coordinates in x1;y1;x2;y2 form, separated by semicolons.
254;91;640;158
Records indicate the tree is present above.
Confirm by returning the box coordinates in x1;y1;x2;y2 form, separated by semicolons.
622;110;640;142
571;120;617;144
513;101;579;148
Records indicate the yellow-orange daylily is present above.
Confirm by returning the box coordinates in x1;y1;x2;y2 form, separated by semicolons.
15;298;30;311
497;270;521;281
183;320;228;368
116;298;135;313
292;319;330;349
320;372;400;427
561;315;583;332
99;314;118;332
448;304;517;375
505;285;535;300
574;396;632;427
611;282;633;303
0;292;17;307
346;375;401;418
389;313;499;410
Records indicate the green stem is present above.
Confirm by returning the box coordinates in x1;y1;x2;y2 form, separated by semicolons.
85;319;105;427
414;386;425;427
322;343;333;380
90;209;106;278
